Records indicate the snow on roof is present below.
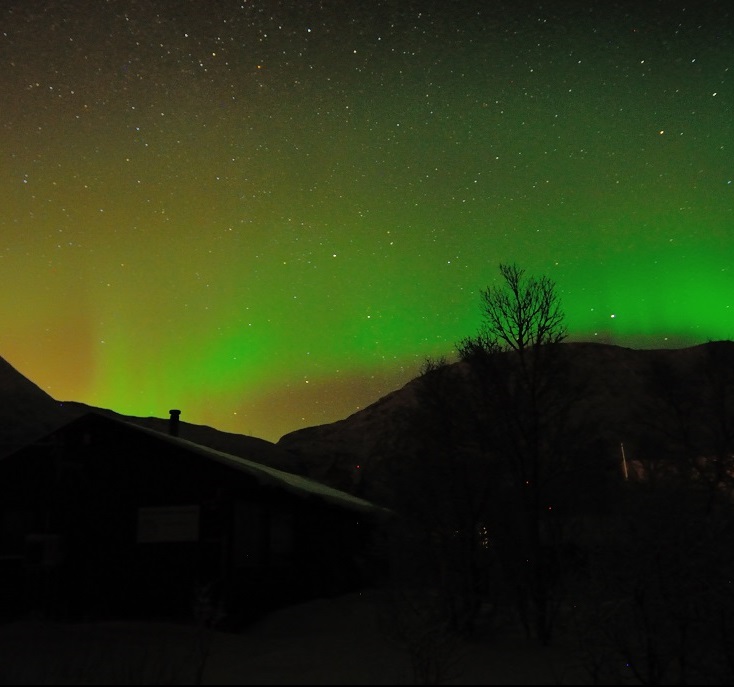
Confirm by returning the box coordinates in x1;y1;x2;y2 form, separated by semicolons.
121;419;392;518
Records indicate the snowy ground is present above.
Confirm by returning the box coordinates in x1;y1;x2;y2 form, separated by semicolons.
0;590;600;685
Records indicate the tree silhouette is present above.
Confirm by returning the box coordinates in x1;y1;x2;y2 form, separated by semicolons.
457;263;584;645
468;262;567;355
386;264;593;647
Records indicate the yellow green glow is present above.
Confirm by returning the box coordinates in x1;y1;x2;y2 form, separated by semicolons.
0;1;732;440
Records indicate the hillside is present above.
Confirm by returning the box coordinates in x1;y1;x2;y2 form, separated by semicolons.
277;340;734;502
0;357;77;458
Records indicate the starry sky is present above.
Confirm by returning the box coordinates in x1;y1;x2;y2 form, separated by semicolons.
1;0;732;442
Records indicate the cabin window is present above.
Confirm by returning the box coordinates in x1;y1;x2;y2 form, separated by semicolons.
137;505;200;543
24;534;63;566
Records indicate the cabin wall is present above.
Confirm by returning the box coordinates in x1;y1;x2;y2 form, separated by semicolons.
0;415;372;623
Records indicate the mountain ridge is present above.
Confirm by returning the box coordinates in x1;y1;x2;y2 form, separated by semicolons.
2;340;732;497
276;340;734;501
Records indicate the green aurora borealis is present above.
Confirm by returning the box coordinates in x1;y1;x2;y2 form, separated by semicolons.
1;0;732;441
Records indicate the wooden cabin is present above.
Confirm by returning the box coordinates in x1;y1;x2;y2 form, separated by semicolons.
0;412;390;625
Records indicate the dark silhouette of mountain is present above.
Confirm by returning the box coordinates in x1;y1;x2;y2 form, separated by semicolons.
2;341;733;493
0;357;78;458
277;341;734;503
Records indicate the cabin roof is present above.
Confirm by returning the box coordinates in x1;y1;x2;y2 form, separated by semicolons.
125;418;391;517
8;411;393;519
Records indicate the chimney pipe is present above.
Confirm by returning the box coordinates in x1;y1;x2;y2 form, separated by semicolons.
169;409;181;437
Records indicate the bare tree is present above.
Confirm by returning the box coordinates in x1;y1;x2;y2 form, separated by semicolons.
471;263;567;355
457;263;585;645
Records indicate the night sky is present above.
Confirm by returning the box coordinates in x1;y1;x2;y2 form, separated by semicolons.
1;0;732;442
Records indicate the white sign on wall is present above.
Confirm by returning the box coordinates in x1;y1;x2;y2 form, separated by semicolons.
137;505;200;543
